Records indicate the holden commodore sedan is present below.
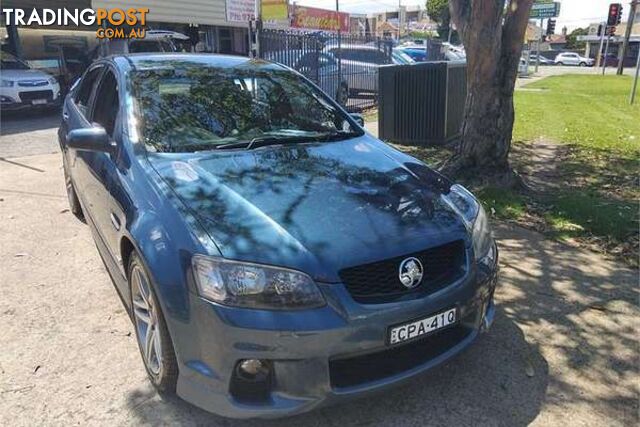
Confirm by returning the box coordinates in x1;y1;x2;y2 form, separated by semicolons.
58;53;498;419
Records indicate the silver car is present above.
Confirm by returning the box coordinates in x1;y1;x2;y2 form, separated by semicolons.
554;52;594;67
323;44;397;96
264;50;349;105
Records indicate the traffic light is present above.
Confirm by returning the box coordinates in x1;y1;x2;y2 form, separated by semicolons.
546;19;556;35
607;3;623;27
606;25;617;36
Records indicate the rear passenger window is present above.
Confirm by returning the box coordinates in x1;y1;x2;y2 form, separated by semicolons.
91;70;119;137
75;66;102;115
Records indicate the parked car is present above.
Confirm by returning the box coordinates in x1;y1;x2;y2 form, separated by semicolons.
0;51;62;110
323;43;399;95
443;43;467;61
529;54;555;65
554;52;594;66
518;57;529;75
263;50;350;105
392;48;416;64
59;53;498;419
397;46;427;62
601;54;619;67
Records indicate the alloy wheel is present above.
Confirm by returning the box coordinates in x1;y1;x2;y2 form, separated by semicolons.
131;265;163;376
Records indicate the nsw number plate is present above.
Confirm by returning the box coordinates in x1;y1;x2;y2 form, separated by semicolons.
32;99;47;105
388;308;457;345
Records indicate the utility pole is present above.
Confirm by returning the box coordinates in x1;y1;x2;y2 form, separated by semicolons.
602;34;611;75
535;18;543;73
255;0;263;58
617;0;638;75
630;43;640;103
336;0;342;102
596;21;606;68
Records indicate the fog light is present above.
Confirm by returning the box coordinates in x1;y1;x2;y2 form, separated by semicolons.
239;359;264;376
230;359;273;402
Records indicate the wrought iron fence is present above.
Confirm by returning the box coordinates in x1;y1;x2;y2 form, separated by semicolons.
258;29;393;112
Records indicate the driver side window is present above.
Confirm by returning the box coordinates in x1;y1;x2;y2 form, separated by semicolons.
90;70;119;138
75;66;103;116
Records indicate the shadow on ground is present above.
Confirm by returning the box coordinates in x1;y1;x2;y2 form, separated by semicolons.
124;223;639;426
0;107;60;136
125;309;548;426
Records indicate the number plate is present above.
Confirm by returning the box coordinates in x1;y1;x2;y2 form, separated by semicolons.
32;99;47;105
388;308;457;345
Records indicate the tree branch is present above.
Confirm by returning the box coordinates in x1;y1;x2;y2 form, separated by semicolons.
449;0;472;45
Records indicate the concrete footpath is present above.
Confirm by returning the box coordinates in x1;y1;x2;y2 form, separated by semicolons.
0;151;637;426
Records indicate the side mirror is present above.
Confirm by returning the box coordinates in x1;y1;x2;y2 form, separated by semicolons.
67;127;114;154
350;113;365;127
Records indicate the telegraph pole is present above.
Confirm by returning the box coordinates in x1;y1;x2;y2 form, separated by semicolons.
630;44;639;103
596;21;606;68
602;34;611;75
617;0;638;75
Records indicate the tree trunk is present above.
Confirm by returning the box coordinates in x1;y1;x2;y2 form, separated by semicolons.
444;0;534;187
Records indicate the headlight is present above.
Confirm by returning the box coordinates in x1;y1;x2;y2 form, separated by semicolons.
192;255;325;310
48;77;57;84
441;184;493;259
1;79;14;87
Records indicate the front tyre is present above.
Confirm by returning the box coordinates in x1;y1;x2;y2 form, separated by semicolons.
579;62;586;67
63;162;85;222
129;253;178;393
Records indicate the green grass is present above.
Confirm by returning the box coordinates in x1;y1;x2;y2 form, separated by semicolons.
514;75;640;158
476;187;526;221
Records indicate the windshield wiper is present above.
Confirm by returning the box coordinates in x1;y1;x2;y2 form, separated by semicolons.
215;131;360;151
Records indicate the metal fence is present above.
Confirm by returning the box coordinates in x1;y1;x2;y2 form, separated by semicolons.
258;29;393;112
378;61;467;146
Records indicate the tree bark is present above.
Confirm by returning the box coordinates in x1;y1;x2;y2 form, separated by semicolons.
444;0;534;186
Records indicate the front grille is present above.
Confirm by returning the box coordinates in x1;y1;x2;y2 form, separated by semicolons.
339;240;466;303
329;325;472;389
18;80;48;87
19;90;53;102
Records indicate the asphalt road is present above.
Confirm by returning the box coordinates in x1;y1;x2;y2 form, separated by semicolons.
0;108;638;426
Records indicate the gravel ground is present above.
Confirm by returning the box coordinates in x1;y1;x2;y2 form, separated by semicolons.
0;114;638;426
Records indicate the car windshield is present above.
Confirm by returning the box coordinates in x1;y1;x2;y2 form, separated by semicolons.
0;54;30;70
130;64;361;153
393;50;414;64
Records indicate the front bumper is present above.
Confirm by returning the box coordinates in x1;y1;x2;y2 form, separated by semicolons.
1;85;62;111
169;253;498;419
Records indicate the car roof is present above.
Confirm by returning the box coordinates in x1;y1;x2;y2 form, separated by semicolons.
111;53;285;72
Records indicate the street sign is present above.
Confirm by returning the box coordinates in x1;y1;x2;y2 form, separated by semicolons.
530;2;561;18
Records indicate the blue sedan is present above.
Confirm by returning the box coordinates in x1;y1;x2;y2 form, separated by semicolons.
58;53;498;418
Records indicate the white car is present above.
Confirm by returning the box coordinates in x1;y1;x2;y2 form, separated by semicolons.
1;52;61;111
554;52;594;67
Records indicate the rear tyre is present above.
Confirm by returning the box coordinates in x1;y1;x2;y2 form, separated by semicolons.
129;253;178;394
556;61;563;66
63;163;85;222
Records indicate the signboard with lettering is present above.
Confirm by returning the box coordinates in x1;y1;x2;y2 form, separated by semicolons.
529;2;561;19
226;0;255;22
291;5;349;32
262;0;288;21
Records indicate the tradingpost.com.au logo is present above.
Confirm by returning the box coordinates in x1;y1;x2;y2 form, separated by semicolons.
1;8;150;39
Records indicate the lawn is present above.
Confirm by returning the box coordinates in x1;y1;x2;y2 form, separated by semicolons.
392;74;639;265
513;74;640;157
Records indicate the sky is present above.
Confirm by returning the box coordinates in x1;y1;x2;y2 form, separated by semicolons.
294;0;633;31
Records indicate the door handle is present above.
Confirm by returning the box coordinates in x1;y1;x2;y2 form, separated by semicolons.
62;112;69;120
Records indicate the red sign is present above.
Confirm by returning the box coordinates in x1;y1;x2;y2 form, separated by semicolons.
291;5;349;32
